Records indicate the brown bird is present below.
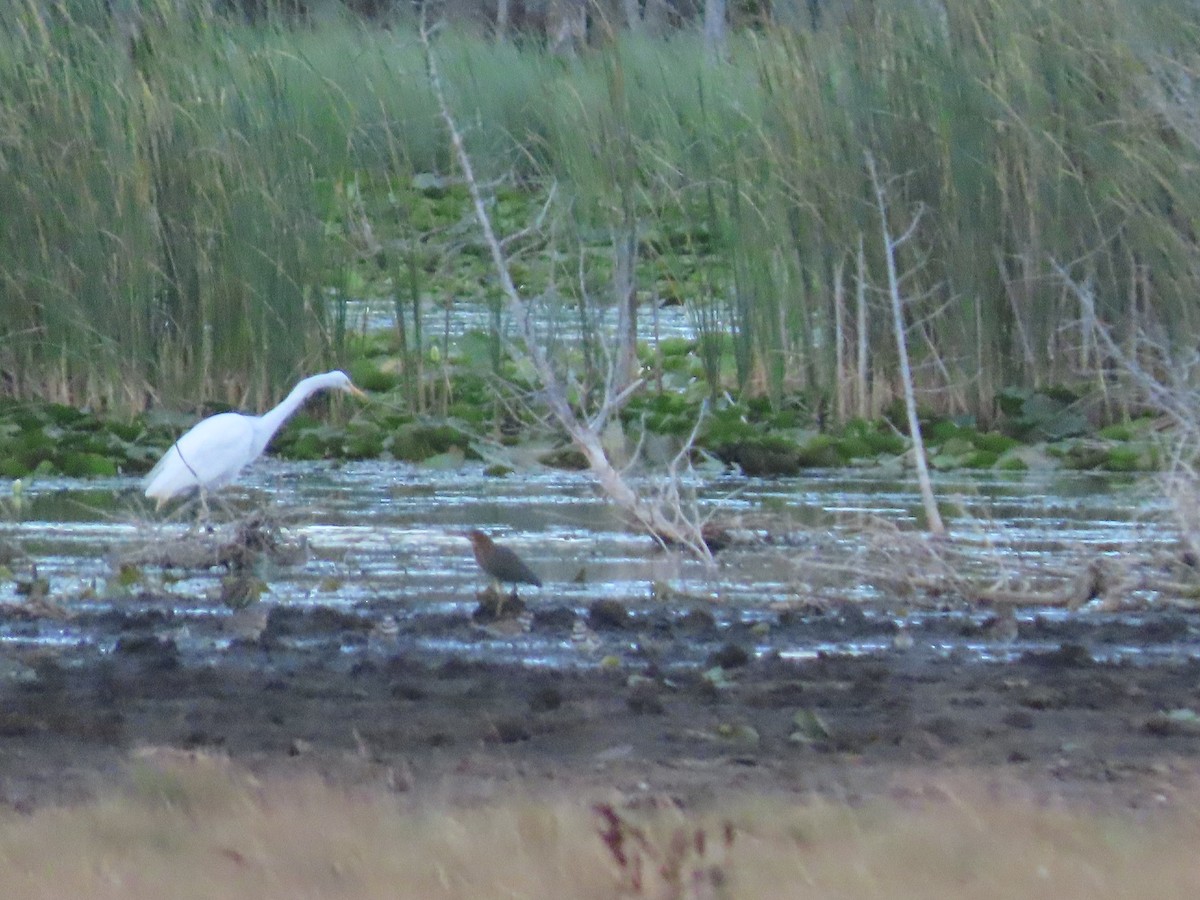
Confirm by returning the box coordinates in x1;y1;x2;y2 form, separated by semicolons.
463;530;542;592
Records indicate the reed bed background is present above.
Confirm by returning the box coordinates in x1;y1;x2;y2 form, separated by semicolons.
2;0;1198;421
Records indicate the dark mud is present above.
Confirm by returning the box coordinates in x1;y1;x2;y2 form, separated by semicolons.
4;590;1200;813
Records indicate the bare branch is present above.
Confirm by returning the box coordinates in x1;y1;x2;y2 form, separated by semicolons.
866;152;945;535
419;18;714;563
499;181;558;251
1054;261;1193;430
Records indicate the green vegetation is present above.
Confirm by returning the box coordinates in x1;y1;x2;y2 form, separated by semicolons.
0;1;349;413
2;0;1197;453
2;371;1165;479
0;398;167;479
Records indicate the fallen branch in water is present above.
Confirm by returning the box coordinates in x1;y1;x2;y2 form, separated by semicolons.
768;510;1200;612
420;17;713;562
122;512;303;572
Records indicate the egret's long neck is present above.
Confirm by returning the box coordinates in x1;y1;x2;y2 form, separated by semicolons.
252;375;334;454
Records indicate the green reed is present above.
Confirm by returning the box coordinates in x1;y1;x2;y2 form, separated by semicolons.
3;0;1198;423
0;0;347;413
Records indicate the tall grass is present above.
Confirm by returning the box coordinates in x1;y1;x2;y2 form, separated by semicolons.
0;0;353;413
421;0;1200;422
3;0;1199;420
707;0;1200;421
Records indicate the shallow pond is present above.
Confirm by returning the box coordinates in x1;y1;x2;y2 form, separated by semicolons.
1;464;1196;678
344;295;700;344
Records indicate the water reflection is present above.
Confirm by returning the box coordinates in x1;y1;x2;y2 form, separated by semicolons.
0;463;1192;668
343;297;701;345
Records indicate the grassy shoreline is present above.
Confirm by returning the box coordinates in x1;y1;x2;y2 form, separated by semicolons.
1;753;1196;899
0;371;1166;482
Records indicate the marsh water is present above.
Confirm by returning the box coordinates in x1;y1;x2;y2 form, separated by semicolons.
2;463;1196;681
343;295;702;344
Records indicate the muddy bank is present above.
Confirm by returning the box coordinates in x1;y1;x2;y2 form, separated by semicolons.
3;594;1200;812
3;466;1200;814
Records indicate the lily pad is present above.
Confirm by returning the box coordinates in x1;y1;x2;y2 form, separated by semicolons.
58;452;119;478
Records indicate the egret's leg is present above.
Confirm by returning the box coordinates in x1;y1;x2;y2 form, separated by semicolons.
198;490;213;533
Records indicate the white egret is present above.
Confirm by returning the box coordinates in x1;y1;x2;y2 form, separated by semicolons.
143;370;367;510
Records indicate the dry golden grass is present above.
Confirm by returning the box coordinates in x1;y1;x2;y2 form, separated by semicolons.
0;751;1197;899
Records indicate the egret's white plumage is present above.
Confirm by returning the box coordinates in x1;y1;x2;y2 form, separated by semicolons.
143;370;366;508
